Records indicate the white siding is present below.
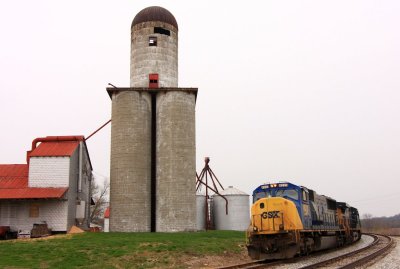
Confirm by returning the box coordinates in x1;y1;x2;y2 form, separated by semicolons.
104;218;109;232
28;157;70;187
0;201;69;232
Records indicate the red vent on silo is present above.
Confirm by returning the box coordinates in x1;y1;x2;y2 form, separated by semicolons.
149;74;159;88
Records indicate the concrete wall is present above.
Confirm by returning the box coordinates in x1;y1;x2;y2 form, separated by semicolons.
156;91;196;231
131;21;178;87
0;200;69;232
28;157;70;187
109;91;152;232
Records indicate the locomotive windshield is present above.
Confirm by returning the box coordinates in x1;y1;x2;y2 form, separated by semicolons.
253;186;299;203
253;190;272;202
275;189;298;200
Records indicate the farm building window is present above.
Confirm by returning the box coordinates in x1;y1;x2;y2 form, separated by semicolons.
149;36;157;46
29;204;39;218
154;27;170;36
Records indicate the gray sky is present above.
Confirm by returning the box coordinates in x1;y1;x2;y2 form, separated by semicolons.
1;0;399;217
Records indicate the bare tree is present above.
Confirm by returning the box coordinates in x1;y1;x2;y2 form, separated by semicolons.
90;177;110;223
361;213;373;230
362;213;373;220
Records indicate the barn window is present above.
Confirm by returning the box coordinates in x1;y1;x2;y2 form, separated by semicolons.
149;36;157;46
29;204;39;218
154;27;170;36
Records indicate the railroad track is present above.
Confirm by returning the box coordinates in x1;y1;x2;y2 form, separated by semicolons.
216;259;282;269
298;233;394;269
217;233;394;269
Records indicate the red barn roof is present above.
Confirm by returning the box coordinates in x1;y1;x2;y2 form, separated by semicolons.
0;164;28;188
0;164;67;200
30;141;80;157
25;135;92;170
0;187;68;200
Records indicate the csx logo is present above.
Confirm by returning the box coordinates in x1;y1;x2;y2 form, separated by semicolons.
261;211;280;219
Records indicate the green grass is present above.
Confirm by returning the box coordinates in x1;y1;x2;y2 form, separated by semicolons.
0;231;246;269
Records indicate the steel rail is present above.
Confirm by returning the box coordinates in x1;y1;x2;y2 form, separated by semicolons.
336;234;394;269
298;234;391;269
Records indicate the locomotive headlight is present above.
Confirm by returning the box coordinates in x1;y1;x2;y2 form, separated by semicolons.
253;226;258;232
279;224;284;231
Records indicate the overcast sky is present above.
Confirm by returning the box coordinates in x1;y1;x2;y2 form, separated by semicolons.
1;0;399;217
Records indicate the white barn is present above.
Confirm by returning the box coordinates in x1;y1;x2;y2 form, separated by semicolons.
0;136;92;233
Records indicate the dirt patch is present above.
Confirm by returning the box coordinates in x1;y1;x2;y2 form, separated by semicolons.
139;242;170;247
181;250;252;268
0;234;76;243
106;249;252;269
68;225;85;234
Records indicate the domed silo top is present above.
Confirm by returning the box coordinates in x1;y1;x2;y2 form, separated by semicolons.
214;186;249;196
132;6;178;30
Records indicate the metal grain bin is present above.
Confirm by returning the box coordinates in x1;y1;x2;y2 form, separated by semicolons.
212;186;250;231
196;192;206;230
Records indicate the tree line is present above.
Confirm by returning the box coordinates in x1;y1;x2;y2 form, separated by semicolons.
361;213;400;235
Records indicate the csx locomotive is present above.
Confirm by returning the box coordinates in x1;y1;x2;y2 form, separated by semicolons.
247;182;361;259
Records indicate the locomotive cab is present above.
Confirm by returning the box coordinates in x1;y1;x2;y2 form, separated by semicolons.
248;183;306;259
252;183;311;228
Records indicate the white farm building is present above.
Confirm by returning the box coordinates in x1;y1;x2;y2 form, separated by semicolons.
0;136;92;233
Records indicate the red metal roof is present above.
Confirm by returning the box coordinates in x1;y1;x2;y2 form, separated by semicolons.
104;207;110;218
0;164;67;199
0;164;28;178
30;141;80;157
0;164;28;188
0;187;68;199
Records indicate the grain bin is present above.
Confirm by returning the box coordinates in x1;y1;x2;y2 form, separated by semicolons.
196;192;206;230
213;186;250;231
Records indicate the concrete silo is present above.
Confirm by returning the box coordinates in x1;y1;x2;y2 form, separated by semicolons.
108;6;197;232
213;186;250;231
109;92;151;232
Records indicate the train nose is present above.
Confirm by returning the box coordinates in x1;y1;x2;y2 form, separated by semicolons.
251;197;304;233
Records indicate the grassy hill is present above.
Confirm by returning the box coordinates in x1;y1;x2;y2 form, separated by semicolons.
0;231;249;269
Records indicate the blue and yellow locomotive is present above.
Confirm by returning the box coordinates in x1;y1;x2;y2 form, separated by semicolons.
247;182;361;259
